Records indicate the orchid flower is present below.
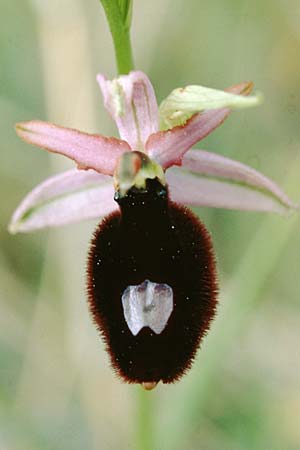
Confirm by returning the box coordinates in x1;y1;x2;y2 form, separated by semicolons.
9;71;295;234
10;70;299;387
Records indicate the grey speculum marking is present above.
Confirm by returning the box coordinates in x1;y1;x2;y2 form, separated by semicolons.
121;279;174;336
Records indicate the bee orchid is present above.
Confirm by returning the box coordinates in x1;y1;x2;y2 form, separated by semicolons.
9;71;297;388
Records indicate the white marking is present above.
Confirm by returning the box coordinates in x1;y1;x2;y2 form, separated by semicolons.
122;279;173;336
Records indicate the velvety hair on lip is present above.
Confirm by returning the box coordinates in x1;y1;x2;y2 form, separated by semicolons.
87;178;218;385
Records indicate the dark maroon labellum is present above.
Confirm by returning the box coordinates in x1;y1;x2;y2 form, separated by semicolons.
87;178;217;385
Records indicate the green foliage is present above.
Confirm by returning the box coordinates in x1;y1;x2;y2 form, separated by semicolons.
117;0;133;29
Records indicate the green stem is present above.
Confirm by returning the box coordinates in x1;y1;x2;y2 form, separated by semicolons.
100;0;134;74
136;387;155;450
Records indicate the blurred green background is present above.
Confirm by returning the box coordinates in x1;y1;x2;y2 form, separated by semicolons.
1;0;300;449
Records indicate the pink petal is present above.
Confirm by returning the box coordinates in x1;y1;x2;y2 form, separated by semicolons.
97;71;159;151
16;121;131;175
166;150;295;214
9;169;117;233
146;81;253;169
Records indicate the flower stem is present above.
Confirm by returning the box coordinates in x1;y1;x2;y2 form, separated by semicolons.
100;0;134;74
136;387;155;450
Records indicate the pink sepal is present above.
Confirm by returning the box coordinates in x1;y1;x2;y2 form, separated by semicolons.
9;169;117;232
167;148;296;214
97;71;159;151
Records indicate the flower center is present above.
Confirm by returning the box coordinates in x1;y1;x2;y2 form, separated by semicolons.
113;151;165;198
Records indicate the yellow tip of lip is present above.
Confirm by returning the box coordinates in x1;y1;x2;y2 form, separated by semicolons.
142;382;158;391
